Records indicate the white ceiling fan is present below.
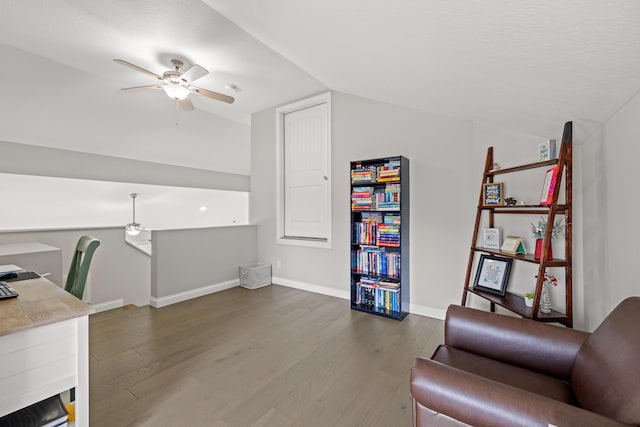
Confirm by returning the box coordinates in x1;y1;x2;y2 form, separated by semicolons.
113;58;235;111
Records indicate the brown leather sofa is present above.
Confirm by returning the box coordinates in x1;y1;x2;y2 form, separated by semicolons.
410;297;640;426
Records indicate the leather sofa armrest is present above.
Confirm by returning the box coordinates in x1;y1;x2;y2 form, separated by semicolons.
411;358;630;427
445;305;589;379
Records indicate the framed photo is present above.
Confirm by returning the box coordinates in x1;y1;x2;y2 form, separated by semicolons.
540;166;559;205
473;254;512;296
482;183;504;206
482;228;501;249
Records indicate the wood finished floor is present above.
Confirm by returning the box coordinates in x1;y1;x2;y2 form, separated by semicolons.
89;285;444;427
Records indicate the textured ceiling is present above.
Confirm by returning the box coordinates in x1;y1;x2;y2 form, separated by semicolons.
1;0;639;142
206;0;640;138
0;0;325;126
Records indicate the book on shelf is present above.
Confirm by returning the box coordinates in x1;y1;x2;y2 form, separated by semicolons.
501;236;526;255
540;166;560;206
355;276;401;312
352;247;400;278
375;183;401;210
377;160;401;182
351;165;378;183
377;223;400;247
351;186;375;210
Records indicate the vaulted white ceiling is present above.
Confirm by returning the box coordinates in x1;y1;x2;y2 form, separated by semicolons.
1;0;639;159
207;0;640;138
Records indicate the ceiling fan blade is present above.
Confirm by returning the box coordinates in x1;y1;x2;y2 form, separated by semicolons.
120;85;163;91
180;64;208;84
191;87;235;104
114;59;163;80
176;98;195;112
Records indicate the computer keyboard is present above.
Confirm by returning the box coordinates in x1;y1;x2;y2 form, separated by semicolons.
0;281;18;299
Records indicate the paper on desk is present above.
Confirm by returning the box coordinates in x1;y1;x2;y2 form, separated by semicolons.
0;264;23;273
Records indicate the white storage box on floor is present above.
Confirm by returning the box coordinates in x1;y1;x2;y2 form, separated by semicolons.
239;262;271;289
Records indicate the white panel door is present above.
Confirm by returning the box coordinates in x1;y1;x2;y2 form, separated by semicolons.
283;103;329;239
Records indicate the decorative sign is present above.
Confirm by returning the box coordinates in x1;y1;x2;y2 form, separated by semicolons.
482;183;504;207
483;228;501;249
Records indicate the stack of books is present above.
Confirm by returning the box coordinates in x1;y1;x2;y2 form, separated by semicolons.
376;183;400;210
377;223;400;247
377;160;401;182
351;187;375;211
351;165;378;183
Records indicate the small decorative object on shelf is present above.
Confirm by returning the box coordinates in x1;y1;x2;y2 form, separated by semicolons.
482;228;501;249
524;293;535;307
473;254;512;296
537;273;558;314
540;166;560;205
538;139;557;161
490;162;501;171
482;182;504;206
501;236;526;255
505;197;517;206
530;217;564;260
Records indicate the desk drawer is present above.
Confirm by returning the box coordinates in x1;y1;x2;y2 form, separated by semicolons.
0;318;78;417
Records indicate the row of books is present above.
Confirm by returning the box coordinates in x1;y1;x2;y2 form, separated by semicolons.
351;184;401;211
355;277;401;312
378;183;400;210
351;160;401;184
352;213;401;246
352;246;401;277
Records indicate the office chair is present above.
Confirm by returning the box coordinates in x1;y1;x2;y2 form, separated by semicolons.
64;235;101;300
64;235;100;408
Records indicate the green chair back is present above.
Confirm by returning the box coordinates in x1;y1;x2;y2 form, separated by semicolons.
64;235;101;299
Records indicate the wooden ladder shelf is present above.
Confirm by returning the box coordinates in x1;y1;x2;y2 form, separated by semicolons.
461;122;573;327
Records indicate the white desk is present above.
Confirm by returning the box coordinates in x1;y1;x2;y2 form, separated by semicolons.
0;278;91;425
0;242;62;285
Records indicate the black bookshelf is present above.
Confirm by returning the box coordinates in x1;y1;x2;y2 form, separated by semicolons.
350;156;409;320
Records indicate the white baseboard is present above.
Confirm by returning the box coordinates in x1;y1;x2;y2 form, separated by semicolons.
272;276;446;320
271;276;350;300
150;279;239;308
90;299;124;314
409;303;446;320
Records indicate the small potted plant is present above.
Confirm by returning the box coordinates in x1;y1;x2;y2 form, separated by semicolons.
524;292;535;307
530;217;564;260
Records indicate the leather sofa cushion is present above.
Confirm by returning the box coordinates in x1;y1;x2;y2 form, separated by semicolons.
571;297;640;424
432;345;575;404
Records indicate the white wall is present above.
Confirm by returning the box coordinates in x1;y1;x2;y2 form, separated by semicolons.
0;173;248;230
252;91;475;317
600;89;640;326
150;225;257;301
253;91;624;330
0;227;150;307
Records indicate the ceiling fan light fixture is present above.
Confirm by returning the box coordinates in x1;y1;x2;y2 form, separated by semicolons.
163;84;190;100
